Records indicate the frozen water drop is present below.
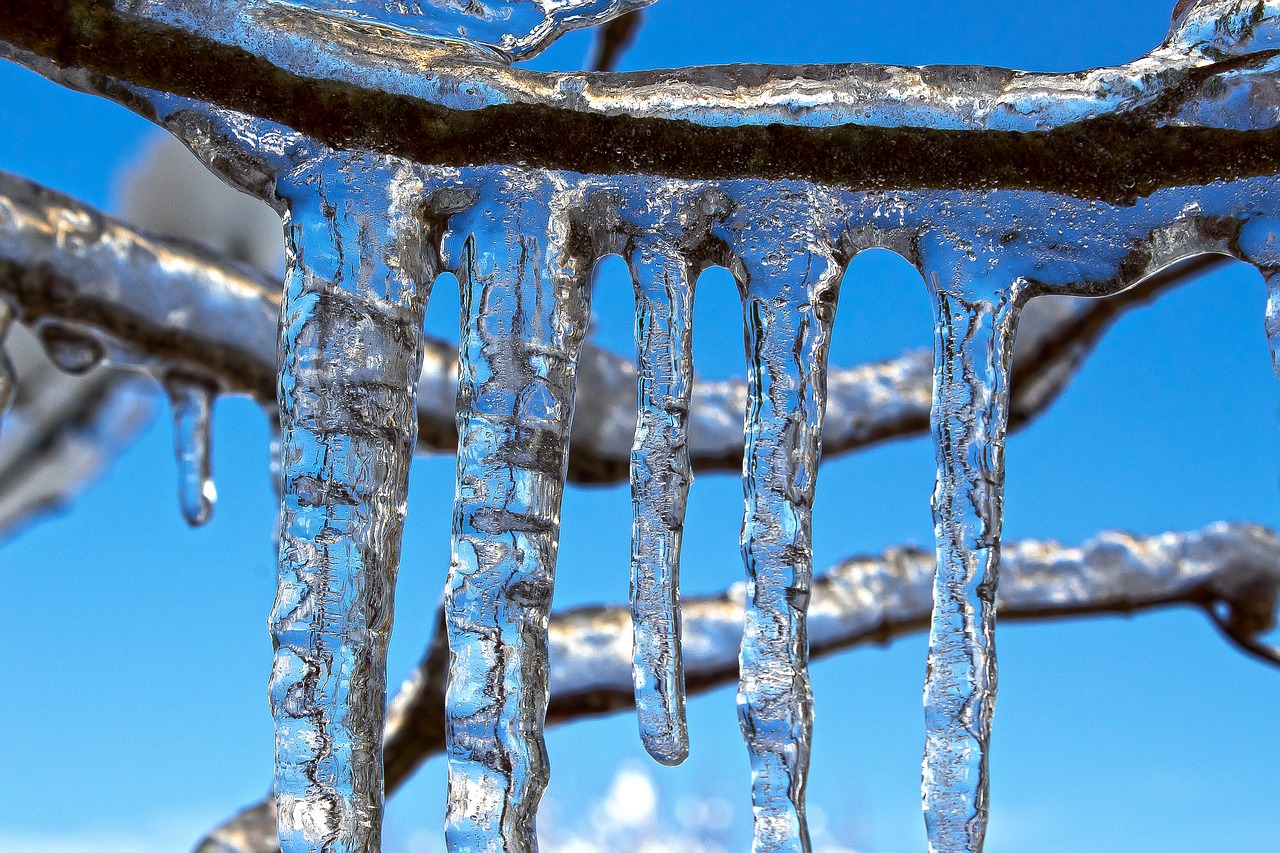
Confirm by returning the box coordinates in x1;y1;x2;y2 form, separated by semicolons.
40;324;104;374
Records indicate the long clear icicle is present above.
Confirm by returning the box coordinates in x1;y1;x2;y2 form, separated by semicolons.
164;373;217;527
444;172;594;853
922;273;1021;853
626;237;696;766
270;156;432;853
735;192;842;853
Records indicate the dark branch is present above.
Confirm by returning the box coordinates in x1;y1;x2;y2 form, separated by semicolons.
3;2;1280;201
589;11;643;72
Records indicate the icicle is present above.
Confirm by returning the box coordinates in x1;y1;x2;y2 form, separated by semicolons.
733;195;843;853
626;238;695;766
1264;272;1280;377
269;156;437;853
164;373;217;527
444;173;595;853
268;412;284;500
921;274;1022;853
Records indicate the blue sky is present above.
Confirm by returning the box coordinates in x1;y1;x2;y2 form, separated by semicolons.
2;1;1279;852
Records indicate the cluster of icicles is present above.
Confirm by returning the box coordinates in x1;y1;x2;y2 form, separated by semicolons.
8;147;1280;853
3;1;1280;851
262;167;1280;853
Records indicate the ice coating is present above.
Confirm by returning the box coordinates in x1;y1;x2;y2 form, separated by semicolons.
40;325;106;375
269;152;440;852
442;170;596;853
37;0;1280;150
165;372;218;526
260;0;654;61
114;0;652;65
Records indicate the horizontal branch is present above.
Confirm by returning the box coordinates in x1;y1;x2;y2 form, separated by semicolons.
2;3;1279;201
0;323;152;536
195;521;1280;853
0;169;1231;492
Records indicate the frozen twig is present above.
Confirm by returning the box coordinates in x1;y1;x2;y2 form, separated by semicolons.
589;11;644;72
0;2;1277;201
195;521;1280;853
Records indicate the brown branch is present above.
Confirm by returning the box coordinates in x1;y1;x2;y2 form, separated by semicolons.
194;521;1280;853
2;3;1280;201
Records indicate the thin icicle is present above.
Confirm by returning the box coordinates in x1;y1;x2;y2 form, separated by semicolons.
164;373;218;527
733;192;843;853
444;172;597;853
626;238;695;766
1264;272;1280;377
921;275;1022;853
269;156;437;853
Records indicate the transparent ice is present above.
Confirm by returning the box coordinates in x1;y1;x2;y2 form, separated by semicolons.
165;372;218;527
3;1;1280;852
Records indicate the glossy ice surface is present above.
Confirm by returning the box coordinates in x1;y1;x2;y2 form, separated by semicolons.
3;1;1280;852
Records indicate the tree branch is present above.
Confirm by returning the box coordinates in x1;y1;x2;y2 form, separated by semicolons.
589;11;643;72
194;521;1280;853
0;170;1233;504
1;2;1279;201
0;323;152;536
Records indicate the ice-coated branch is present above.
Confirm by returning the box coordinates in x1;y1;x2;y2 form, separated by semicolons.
2;2;1280;201
195;521;1280;853
0;169;1232;503
0;323;153;536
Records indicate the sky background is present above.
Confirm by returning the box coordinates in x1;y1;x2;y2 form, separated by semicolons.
2;1;1280;852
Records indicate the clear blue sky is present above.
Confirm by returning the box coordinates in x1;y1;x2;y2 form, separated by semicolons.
2;1;1279;852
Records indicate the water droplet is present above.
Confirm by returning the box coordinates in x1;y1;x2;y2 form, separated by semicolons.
40;325;105;374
